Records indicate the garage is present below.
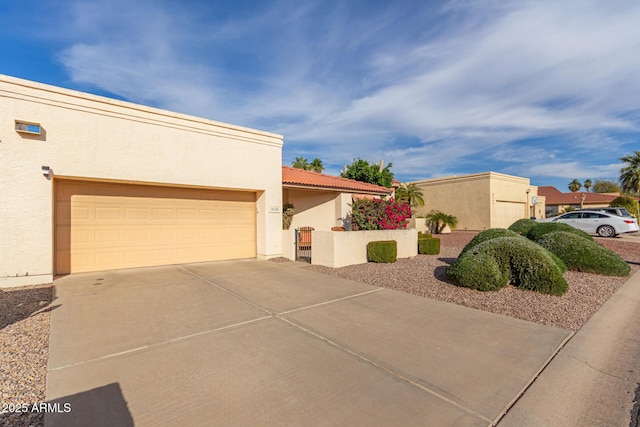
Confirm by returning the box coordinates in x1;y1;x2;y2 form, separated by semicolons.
495;201;526;229
2;75;283;287
55;180;257;274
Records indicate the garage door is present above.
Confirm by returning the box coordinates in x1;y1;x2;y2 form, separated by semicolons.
55;180;256;274
495;201;526;229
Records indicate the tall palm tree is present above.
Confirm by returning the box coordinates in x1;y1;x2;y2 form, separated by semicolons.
568;179;581;192
395;183;425;208
620;151;640;197
292;157;309;170
309;158;324;173
583;179;592;192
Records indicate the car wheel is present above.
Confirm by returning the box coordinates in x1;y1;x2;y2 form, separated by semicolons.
597;225;616;237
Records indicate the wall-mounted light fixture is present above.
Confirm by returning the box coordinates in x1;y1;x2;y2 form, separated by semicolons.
42;166;53;179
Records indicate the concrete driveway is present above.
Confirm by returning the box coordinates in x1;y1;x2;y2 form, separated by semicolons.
46;260;572;426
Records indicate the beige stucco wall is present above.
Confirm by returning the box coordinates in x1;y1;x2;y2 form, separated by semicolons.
1;74;283;287
411;174;492;230
410;172;543;230
534;195;546;218
489;174;540;228
283;188;348;231
281;229;296;260
408;217;429;233
311;229;418;268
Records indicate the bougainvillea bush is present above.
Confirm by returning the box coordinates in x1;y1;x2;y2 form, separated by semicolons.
351;198;411;230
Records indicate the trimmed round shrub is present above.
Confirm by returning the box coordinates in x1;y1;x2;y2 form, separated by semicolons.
367;240;397;263
461;227;566;272
447;237;568;296
446;251;506;291
536;231;630;276
508;218;537;236
459;228;523;256
526;222;594;242
418;237;440;255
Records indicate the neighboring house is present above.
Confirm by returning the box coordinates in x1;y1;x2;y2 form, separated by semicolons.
1;74;283;287
410;172;545;230
282;166;393;231
538;186;625;216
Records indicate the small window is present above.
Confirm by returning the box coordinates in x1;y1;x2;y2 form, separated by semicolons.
563;212;581;219
15;120;41;135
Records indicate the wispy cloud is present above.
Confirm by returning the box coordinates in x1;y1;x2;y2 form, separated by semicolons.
41;0;640;184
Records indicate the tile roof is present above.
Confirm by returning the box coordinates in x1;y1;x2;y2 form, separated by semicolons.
282;166;393;195
538;186;621;205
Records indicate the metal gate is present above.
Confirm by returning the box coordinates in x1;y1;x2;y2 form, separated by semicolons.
295;226;314;263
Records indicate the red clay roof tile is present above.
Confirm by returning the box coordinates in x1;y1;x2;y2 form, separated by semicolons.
282;166;393;195
538;186;621;205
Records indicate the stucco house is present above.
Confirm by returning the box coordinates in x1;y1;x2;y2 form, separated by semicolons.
282;166;393;231
410;172;545;230
1;74;283;287
280;166;393;260
538;186;625;216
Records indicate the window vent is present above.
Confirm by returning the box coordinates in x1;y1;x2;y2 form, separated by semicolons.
15;120;41;135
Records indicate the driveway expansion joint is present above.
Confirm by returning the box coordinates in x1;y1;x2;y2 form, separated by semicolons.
176;265;274;316
49;314;274;372
276;315;493;424
495;330;575;425
277;288;384;316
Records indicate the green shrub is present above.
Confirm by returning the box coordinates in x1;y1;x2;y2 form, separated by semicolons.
447;251;506;292
367;240;397;263
447;237;568;295
536;232;630;276
611;196;639;217
526;222;594;242
459;228;523;256
418;237;440;255
508;218;537;236
282;203;295;230
461;227;566;272
418;232;433;239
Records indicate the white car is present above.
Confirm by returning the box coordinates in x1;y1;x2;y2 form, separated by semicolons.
539;210;640;237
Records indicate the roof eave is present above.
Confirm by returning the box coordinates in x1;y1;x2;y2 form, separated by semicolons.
282;183;392;195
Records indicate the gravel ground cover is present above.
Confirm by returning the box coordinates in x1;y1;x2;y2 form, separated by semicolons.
306;231;640;332
1;233;638;427
0;285;53;427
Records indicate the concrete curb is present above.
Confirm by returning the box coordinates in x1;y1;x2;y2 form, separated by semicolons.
499;270;640;426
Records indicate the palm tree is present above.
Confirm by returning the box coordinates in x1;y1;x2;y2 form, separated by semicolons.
568;179;581;192
568;179;585;208
292;157;309;170
395;183;425;208
583;179;592;192
425;210;458;234
620;151;640;197
309;158;324;173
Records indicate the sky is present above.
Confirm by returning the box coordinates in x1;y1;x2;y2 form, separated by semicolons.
1;0;639;190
